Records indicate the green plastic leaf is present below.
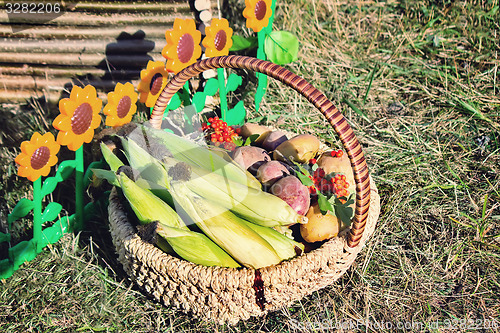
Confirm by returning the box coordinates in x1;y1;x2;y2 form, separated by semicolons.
229;35;258;51
55;160;76;182
226;100;246;126
41;177;58;197
204;78;219;96
41;202;62;223
8;198;34;224
167;93;182;110
254;72;267;112
0;232;11;243
8;240;35;265
226;74;243;93
192;92;206;113
264;31;299;65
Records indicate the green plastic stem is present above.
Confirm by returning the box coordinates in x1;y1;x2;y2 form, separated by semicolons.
32;177;42;253
74;146;84;231
254;0;277;112
0;201;97;280
217;68;228;121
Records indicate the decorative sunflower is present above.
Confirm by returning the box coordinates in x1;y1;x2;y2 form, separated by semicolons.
103;82;138;127
243;0;273;33
137;60;169;108
162;18;202;73
202;18;234;57
53;85;103;151
15;132;60;182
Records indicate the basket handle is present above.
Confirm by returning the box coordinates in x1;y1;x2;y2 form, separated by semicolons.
150;55;371;249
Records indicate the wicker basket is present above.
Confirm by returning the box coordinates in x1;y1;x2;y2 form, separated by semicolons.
107;55;381;325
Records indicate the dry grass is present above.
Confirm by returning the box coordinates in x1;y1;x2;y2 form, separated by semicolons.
1;0;499;332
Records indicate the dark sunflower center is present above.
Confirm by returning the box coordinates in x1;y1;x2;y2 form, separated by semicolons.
149;73;164;95
214;30;227;51
31;146;50;170
117;96;132;119
177;33;194;63
255;1;267;20
71;103;93;135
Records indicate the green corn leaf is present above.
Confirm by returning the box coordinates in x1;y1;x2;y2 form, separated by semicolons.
119;173;186;230
121;137;170;187
100;142;124;172
244;222;304;260
91;169;120;187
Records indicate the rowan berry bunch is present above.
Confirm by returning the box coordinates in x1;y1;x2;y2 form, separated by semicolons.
306;158;350;199
201;116;241;151
330;149;343;158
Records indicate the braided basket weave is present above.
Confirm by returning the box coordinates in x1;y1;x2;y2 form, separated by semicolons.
108;55;380;325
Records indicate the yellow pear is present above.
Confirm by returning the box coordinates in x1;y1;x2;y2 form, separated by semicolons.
273;134;320;163
300;203;347;243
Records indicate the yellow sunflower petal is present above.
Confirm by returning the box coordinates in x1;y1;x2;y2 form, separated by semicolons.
56;130;74;147
163;18;201;73
53;85;102;151
243;0;273;32
16;131;59;181
203;18;234;57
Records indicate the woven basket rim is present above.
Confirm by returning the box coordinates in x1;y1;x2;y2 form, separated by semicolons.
109;178;379;273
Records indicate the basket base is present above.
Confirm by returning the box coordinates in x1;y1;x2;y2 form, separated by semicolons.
108;178;380;325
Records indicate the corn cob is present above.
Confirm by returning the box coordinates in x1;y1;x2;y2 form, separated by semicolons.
169;181;283;269
119;138;175;205
154;222;240;268
119;173;239;268
120;137;170;189
243;222;304;261
119;173;186;230
163;159;306;227
141;125;262;190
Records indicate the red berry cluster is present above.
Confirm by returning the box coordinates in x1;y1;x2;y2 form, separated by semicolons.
331;149;344;158
201;116;241;150
306;167;350;198
331;174;349;198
